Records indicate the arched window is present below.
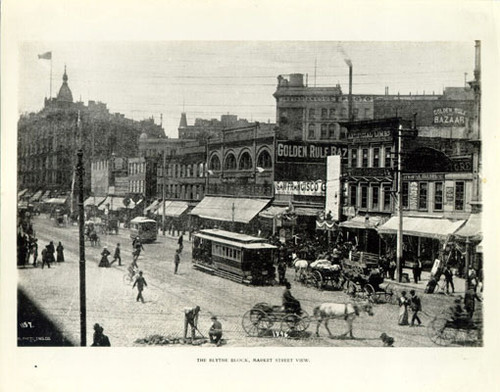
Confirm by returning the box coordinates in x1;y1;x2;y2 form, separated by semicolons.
209;155;221;171
187;164;192;177
321;108;328;119
257;150;272;168
308;124;315;139
238;151;253;170
224;153;236;170
320;124;328;139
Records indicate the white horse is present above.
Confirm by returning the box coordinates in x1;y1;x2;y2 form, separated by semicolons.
292;256;309;282
313;302;374;338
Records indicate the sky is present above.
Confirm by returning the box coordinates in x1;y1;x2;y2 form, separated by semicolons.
19;41;476;138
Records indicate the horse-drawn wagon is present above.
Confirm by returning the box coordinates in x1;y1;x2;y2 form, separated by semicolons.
303;259;344;291
242;302;310;337
427;314;482;346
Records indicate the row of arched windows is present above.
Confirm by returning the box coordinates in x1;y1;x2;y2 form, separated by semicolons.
209;149;273;171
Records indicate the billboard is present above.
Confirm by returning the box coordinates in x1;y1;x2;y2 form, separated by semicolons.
433;107;467;126
276;140;348;163
274;180;326;196
325;155;341;220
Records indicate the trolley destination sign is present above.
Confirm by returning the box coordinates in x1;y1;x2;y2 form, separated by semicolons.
276;140;348;163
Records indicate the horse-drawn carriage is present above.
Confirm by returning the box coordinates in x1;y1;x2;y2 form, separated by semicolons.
84;221;101;246
342;252;395;304
242;302;310;337
302;259;344;291
427;314;482;346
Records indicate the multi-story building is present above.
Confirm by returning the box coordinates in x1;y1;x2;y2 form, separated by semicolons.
178;113;251;139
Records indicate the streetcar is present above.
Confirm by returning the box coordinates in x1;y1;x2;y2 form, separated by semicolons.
129;216;157;243
192;229;277;285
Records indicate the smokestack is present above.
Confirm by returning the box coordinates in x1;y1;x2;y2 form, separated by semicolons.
474;40;481;82
346;60;353;121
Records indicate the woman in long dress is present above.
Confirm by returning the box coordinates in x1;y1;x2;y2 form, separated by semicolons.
56;242;65;262
398;291;409;325
99;247;111;268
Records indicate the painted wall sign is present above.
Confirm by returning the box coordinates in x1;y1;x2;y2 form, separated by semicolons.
451;157;472;172
408;181;419;210
403;173;445;181
433;107;467;126
276;141;348;163
325;156;341;220
274;180;326;196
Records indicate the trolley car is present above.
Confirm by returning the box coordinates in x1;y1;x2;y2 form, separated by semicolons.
192;229;277;285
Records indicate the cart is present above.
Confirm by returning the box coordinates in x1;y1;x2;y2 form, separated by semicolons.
427;315;482;346
303;259;344;291
242;302;310;337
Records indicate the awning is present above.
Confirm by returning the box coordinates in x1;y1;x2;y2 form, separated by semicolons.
144;200;160;214
98;196;129;211
294;207;321;217
453;213;482;242
18;189;28;198
40;191;52;201
339;215;389;230
84;196;107;207
155;201;189;217
30;190;43;202
190;197;270;224
258;206;288;219
377;216;465;240
44;197;68;205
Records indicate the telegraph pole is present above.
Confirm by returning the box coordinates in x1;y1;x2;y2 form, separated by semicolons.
162;149;166;235
396;124;403;282
77;148;86;346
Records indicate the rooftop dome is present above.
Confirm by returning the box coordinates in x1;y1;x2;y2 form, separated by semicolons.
56;66;73;103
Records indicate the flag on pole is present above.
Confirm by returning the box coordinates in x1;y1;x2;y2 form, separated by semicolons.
38;51;52;60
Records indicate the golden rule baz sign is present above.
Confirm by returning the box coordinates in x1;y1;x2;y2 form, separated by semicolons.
433;107;467;126
276;141;348;163
274;180;326;196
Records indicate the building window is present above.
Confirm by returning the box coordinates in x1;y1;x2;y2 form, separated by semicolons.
209;155;221;171
329;108;336;119
350;149;358;168
321;108;328;119
373;147;380;168
308;124;315;139
364;108;370;118
238;151;253;170
353;108;359;119
360;185;368;208
350;185;357;207
418;182;428;210
328;124;336;139
372;186;379;210
341;107;347;118
320;124;328;139
309;108;315;119
257;150;272;168
383;185;392;211
224;153;236;170
455;181;465;211
362;148;369;168
434;182;443;210
402;181;409;208
385;146;392;168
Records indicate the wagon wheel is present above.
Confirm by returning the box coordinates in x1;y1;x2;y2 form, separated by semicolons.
427;317;456;346
311;271;323;290
383;283;397;304
332;274;344;290
242;309;271;337
280;312;310;335
363;284;376;302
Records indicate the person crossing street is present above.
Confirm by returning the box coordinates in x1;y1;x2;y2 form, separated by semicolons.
132;271;147;303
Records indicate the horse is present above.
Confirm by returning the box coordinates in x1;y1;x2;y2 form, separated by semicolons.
292;256;309;282
313;302;374;339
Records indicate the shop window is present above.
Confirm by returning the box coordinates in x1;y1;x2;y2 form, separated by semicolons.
373;147;380;168
308;124;316;139
372;186;379;210
455;181;465;211
402;181;409;208
362;148;369;168
238;151;253;170
350;149;358;168
418;182;428;210
350;185;357;207
360;185;368;208
434;182;443;210
320;124;328;139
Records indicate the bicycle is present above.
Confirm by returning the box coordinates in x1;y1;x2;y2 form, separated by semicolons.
123;267;139;285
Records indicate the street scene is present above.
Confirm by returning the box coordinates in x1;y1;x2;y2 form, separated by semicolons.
16;41;483;347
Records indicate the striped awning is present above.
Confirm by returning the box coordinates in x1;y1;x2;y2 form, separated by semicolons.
190;197;270;224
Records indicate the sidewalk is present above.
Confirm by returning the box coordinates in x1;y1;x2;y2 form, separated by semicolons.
385;269;466;295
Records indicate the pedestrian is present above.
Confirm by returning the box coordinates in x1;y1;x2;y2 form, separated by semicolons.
47;241;56;263
388;258;397;280
132;271;147;303
174;249;181;274
132;236;144;258
31;239;38;267
277;259;287;285
178;233;184;253
99;246;110;268
443;265;455;294
110;243;121;266
91;323;111;347
398;291;409;326
464;287;482;319
56;242;65;262
41;245;51;269
409;289;422;327
183;305;201;343
209;316;223;346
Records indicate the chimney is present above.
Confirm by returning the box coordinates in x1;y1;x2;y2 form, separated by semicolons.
346;60;353;121
474;40;481;82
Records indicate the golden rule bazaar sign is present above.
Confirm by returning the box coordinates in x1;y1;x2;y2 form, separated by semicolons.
274;180;326;196
276;141;348;163
433;107;467;126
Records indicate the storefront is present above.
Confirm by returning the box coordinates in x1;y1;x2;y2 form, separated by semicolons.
339;214;389;254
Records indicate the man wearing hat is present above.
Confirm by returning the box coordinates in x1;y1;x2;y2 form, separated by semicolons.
209;315;223;346
183;305;201;343
449;296;467;325
282;281;301;314
91;323;111;347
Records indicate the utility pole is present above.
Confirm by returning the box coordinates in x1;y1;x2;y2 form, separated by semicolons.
162;149;166;235
77;149;86;346
396;124;404;282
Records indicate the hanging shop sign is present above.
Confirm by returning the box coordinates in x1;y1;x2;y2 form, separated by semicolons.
274;180;326;196
276;140;348;163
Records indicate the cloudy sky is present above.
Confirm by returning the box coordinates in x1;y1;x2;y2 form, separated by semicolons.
19;41;475;137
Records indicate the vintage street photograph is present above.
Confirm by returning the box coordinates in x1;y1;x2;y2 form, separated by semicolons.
16;41;483;348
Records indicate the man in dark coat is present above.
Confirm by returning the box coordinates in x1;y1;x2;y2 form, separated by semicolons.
282;282;301;314
464;288;482;319
91;323;111;347
183;305;201;343
409;289;422;327
41;246;51;269
132;271;147;303
110;243;121;266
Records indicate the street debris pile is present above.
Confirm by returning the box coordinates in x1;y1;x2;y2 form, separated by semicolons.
135;334;208;346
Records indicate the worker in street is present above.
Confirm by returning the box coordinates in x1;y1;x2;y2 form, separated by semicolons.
209;315;223;346
183;305;201;343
